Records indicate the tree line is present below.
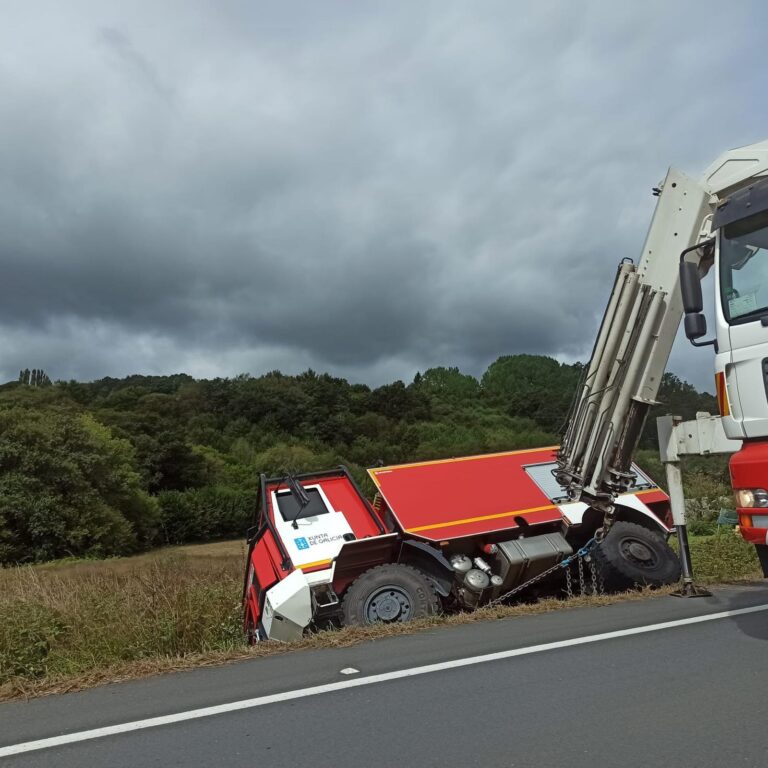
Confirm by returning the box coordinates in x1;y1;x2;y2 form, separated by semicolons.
0;356;717;563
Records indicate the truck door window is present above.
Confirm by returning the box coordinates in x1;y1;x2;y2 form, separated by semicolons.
720;213;768;323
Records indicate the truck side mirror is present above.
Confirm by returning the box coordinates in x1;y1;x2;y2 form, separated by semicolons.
679;256;717;349
680;260;703;314
684;312;707;341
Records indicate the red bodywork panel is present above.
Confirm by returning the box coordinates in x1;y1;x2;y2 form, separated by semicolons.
243;527;284;632
638;490;675;530
730;442;768;545
369;447;565;542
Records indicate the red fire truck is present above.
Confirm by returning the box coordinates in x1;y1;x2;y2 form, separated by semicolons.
242;447;676;641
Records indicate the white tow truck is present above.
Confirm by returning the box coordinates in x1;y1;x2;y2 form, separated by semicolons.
244;138;768;641
555;137;768;582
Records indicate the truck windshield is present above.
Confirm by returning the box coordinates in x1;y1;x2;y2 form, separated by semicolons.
720;212;768;323
275;487;329;522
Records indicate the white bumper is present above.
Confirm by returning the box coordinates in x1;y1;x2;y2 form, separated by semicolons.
262;569;313;642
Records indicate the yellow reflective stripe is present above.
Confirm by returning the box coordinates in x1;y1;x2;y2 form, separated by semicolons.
298;559;332;571
369;446;560;479
406;504;558;533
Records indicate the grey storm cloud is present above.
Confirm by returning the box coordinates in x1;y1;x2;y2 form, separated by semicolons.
1;0;766;389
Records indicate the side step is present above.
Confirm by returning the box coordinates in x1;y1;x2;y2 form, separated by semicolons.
312;584;340;610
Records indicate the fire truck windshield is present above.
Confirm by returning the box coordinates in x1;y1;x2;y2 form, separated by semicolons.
275;487;329;523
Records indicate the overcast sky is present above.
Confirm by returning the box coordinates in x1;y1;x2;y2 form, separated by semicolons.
1;1;765;392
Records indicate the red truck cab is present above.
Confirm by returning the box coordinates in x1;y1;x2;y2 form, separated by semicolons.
729;441;768;575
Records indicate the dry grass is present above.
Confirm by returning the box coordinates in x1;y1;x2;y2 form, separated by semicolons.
0;585;666;702
0;531;762;703
0;552;245;701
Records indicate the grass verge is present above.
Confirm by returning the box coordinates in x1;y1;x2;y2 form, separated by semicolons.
0;530;762;702
683;528;763;583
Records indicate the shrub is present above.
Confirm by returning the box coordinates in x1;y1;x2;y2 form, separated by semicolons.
687;518;718;536
0;408;157;563
687;529;761;582
158;487;256;545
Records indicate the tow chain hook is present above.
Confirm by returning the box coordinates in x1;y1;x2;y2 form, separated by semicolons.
595;510;616;545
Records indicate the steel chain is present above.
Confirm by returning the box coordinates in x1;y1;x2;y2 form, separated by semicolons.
487;537;601;607
595;509;617;544
486;559;567;607
589;557;599;596
595;527;606;544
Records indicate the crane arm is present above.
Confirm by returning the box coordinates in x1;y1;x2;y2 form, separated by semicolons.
556;139;768;515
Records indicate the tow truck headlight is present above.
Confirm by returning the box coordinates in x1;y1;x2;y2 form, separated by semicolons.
734;489;768;508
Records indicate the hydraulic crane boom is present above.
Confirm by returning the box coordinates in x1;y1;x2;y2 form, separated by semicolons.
556;139;768;520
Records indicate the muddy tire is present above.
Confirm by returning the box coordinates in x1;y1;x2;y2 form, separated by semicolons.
341;564;440;627
594;521;681;589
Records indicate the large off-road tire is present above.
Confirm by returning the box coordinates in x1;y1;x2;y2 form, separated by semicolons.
341;564;440;627
755;544;768;578
594;521;681;589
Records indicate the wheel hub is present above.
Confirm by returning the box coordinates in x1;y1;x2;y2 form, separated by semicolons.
620;537;657;567
364;586;412;622
628;541;652;561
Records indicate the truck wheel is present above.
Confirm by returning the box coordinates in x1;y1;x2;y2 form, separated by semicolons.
594;521;681;589
755;544;768;578
341;564;440;627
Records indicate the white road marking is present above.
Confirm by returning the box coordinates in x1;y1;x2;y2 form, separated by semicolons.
2;602;767;758
339;667;360;675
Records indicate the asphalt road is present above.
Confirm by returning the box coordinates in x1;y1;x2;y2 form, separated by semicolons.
2;584;768;768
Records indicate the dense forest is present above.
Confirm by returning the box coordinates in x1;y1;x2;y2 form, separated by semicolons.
0;356;720;564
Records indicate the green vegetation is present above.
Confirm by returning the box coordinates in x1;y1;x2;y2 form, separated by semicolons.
0;358;721;564
0;358;752;701
0;406;157;562
678;528;761;582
